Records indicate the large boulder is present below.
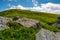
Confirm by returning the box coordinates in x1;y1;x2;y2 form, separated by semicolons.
36;28;60;40
16;18;40;29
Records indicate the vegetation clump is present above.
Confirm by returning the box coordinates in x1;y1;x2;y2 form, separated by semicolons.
7;21;20;30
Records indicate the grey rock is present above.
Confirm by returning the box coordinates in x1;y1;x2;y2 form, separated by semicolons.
52;17;60;28
36;29;60;40
0;16;12;30
52;23;60;29
0;16;40;30
16;18;40;29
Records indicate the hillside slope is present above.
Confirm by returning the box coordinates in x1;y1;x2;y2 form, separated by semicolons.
0;9;59;31
0;9;60;40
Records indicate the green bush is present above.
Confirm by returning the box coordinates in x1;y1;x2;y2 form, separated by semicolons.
0;27;36;40
7;21;20;29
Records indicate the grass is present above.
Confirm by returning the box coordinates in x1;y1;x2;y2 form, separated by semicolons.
0;9;60;40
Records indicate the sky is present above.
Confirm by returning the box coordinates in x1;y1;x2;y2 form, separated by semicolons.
0;0;60;14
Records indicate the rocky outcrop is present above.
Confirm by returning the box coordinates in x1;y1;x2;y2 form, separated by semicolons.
0;16;40;30
16;18;40;29
0;16;12;30
52;17;60;29
52;23;60;29
36;29;60;40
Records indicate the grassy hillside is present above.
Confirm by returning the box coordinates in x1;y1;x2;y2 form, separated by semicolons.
0;9;60;40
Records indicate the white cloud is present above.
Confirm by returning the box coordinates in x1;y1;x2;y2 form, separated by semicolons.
8;4;11;7
31;3;60;14
32;0;38;7
10;5;26;10
40;3;60;14
9;3;60;14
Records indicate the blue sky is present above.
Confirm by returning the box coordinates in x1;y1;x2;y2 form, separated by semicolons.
0;0;60;14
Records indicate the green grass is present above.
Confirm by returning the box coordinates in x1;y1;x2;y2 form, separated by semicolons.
0;9;60;40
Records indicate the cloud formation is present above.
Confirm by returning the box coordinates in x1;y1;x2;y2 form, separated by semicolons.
40;3;60;14
10;5;26;9
10;2;60;14
32;0;38;6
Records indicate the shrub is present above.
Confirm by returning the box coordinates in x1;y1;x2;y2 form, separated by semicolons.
7;21;20;29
